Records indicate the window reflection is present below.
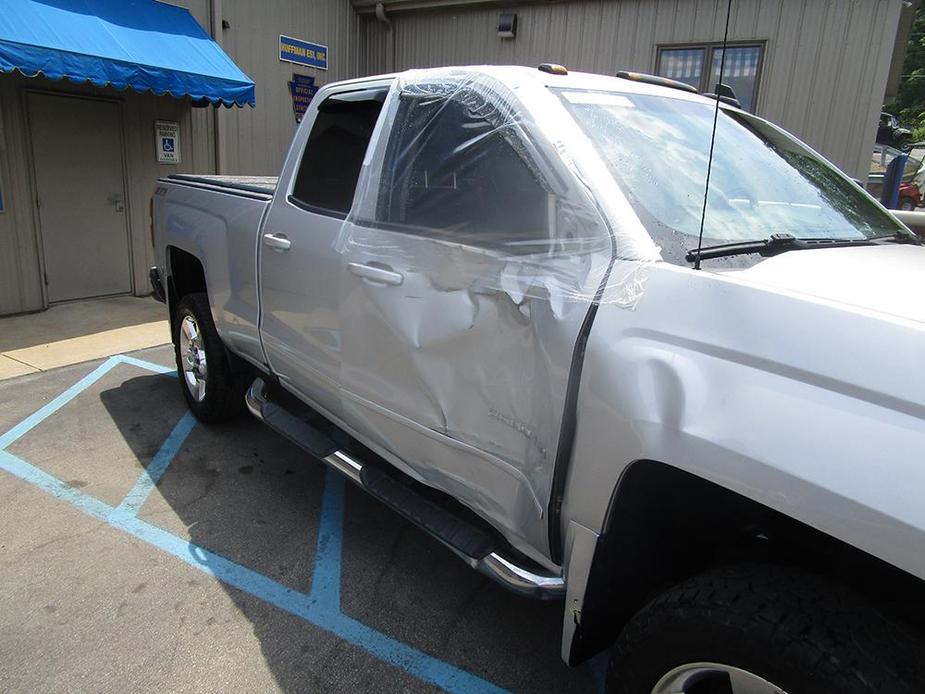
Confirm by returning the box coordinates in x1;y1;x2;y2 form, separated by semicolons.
709;46;761;112
559;89;903;265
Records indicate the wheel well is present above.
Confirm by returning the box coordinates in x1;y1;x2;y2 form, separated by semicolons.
166;246;206;339
568;459;925;664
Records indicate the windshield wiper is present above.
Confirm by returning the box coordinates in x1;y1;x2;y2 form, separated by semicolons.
685;232;920;264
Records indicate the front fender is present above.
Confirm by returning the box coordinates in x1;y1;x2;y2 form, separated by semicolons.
558;262;925;655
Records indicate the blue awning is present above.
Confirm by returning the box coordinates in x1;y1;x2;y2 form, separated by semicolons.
0;0;255;107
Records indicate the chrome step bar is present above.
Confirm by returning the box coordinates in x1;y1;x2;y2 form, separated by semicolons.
246;378;565;599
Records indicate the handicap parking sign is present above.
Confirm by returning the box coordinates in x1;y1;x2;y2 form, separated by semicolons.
155;120;180;164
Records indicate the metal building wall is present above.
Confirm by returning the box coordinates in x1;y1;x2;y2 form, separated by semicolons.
0;73;215;315
0;0;362;315
218;0;368;175
362;0;904;179
0;77;44;315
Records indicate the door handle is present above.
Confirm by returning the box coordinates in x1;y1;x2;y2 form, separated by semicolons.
347;262;403;286
263;233;291;252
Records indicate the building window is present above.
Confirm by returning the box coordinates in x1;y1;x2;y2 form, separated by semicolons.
656;43;763;112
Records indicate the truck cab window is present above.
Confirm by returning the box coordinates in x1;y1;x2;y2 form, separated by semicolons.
377;91;551;252
291;90;386;217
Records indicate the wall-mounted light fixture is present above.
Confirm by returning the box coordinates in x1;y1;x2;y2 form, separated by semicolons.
498;13;517;39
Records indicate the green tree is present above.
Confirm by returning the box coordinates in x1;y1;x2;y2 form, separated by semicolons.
892;3;925;142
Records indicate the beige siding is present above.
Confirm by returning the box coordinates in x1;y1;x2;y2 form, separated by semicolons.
0;0;362;314
219;0;367;174
0;0;905;315
362;0;903;177
0;74;212;313
0;78;44;314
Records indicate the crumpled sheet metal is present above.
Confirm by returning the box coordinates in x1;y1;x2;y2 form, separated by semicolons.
334;67;662;551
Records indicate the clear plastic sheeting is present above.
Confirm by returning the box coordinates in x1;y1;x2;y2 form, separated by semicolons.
332;67;661;552
340;66;661;311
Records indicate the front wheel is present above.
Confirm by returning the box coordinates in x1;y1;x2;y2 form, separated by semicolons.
607;564;925;694
174;292;249;422
899;197;916;211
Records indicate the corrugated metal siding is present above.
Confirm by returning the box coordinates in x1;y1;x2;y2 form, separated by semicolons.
363;0;903;177
0;78;44;314
0;0;904;314
0;0;360;314
0;74;214;314
120;89;216;291
219;0;367;175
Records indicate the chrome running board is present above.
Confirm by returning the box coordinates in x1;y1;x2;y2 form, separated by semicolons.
246;377;565;599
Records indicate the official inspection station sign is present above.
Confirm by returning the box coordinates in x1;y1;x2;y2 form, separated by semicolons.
279;35;328;70
155;120;180;164
288;74;319;123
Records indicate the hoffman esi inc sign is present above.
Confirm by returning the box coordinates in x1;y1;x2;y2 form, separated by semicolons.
279;34;328;70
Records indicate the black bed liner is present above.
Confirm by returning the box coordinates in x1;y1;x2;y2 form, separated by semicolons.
166;174;278;196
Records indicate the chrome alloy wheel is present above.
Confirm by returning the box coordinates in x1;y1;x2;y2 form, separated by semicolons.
652;663;787;694
179;314;208;402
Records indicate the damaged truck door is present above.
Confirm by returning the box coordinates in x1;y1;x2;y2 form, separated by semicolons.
337;80;613;556
259;85;389;419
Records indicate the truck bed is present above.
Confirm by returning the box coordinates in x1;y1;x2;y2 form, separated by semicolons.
155;175;273;367
166;174;278;197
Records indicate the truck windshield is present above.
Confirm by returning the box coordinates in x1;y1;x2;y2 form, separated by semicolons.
557;89;904;263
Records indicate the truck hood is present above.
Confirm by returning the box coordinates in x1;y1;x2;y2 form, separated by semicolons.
727;244;925;325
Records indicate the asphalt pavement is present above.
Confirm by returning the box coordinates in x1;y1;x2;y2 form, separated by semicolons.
0;345;605;693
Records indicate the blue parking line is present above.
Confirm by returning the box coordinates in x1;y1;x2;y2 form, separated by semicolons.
0;355;509;694
110;411;197;520
0;448;506;693
0;354;176;452
0;449;113;520
115;354;177;376
0;356;121;450
309;467;346;605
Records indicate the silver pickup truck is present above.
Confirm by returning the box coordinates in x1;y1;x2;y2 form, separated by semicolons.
151;65;925;693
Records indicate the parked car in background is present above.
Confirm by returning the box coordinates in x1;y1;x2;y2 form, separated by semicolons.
867;145;922;206
913;150;925;199
877;111;913;151
900;181;922;210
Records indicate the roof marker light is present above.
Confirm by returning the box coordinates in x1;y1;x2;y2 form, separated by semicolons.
538;63;568;75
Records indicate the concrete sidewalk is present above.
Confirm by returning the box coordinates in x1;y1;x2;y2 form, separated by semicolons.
0;296;169;379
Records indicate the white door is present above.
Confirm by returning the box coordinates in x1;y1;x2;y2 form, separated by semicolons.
28;93;131;303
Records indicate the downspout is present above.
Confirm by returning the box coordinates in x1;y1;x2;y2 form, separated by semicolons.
374;3;396;74
210;0;227;174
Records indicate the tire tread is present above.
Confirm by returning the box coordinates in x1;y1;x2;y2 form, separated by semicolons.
608;563;925;694
174;292;250;423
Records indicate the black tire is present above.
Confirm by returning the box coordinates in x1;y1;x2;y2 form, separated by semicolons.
173;292;250;422
899;197;915;211
608;563;925;694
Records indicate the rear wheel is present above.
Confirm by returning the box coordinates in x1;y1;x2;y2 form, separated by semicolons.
607;564;925;694
174;292;250;422
899;197;916;211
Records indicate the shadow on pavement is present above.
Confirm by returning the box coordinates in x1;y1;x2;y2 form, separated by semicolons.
99;374;602;693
